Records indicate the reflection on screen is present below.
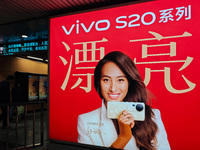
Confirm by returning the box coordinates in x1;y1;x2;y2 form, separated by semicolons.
39;76;48;100
28;75;39;101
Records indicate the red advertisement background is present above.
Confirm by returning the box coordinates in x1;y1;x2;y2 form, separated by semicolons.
49;0;200;149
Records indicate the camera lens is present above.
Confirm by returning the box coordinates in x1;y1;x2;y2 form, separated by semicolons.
136;104;143;111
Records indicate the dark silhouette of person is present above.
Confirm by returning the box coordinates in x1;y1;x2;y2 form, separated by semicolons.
0;75;14;128
10;82;23;120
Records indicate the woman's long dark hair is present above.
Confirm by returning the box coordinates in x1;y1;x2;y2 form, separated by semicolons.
94;51;158;150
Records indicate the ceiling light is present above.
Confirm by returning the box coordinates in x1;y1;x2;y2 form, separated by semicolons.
27;56;43;61
22;35;28;38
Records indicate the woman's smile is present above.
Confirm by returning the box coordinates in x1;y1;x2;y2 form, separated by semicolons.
108;93;120;100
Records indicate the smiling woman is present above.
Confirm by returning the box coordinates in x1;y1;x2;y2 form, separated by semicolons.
100;62;129;107
77;51;171;150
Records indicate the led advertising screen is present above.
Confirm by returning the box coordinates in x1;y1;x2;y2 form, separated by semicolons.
49;0;200;149
15;72;47;102
0;40;48;56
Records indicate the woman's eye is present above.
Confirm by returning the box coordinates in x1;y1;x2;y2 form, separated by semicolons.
118;79;124;82
103;78;109;82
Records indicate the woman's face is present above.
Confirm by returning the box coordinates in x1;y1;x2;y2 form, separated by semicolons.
100;62;129;106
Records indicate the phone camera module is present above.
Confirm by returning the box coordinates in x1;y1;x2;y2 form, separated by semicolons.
136;104;143;111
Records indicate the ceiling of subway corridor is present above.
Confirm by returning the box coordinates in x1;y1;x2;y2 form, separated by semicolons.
0;0;144;33
0;0;145;60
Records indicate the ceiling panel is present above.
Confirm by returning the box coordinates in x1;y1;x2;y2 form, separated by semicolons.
0;0;142;25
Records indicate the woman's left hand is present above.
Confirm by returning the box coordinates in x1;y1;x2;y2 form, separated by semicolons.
110;110;134;149
118;110;135;128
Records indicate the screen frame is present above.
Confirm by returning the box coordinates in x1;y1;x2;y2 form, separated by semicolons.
47;0;200;149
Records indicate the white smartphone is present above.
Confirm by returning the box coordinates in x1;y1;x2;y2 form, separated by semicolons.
107;102;145;121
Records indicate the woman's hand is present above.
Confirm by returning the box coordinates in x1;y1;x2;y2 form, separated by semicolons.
118;110;135;128
110;110;135;149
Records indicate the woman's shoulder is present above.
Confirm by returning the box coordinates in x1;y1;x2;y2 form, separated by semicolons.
151;108;167;131
152;109;161;116
152;109;171;149
151;108;162;123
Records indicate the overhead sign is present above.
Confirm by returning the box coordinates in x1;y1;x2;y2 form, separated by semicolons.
0;40;48;56
0;30;48;56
